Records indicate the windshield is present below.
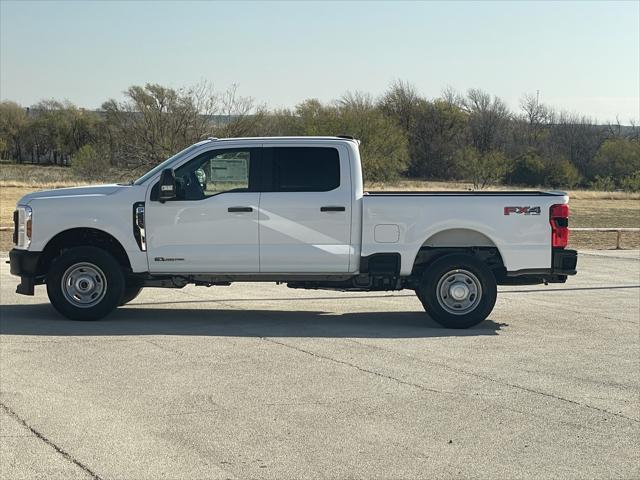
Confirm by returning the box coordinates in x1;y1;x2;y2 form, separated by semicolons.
133;141;210;185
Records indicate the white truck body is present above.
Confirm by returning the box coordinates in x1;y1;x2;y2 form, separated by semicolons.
10;137;577;327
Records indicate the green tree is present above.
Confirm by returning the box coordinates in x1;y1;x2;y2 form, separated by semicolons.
71;144;109;179
0;101;28;161
408;99;468;179
457;147;512;189
270;95;408;182
590;138;640;180
543;157;581;188
620;171;640;192
379;84;469;180
28;100;77;165
589;175;616;192
508;150;547;186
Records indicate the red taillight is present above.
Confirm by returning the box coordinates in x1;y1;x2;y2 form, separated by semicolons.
550;204;569;248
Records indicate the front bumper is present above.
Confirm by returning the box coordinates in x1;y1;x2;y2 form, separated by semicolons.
9;249;43;295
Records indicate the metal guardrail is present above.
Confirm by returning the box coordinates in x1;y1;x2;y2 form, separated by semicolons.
571;227;640;249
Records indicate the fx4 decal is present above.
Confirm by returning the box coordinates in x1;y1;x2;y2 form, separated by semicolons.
504;206;541;216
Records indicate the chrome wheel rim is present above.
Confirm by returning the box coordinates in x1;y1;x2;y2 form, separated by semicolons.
61;262;107;308
436;269;482;315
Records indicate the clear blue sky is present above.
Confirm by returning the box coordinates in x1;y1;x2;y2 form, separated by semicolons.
1;0;638;122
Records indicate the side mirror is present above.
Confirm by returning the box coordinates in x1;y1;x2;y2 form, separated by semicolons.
158;168;176;202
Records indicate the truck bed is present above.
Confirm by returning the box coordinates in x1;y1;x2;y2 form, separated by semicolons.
360;191;569;275
365;191;564;196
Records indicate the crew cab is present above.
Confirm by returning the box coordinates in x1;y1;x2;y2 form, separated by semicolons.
9;137;577;328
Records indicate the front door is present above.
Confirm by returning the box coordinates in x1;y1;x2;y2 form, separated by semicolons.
259;146;353;273
145;147;261;273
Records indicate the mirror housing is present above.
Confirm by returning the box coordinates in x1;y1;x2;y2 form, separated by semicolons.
158;168;177;202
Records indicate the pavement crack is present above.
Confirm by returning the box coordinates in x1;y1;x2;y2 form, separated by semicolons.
258;337;445;395
0;402;104;480
142;338;185;356
348;339;640;424
180;288;640;424
483;378;640;423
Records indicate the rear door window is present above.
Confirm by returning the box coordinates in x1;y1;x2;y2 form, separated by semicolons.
267;147;340;192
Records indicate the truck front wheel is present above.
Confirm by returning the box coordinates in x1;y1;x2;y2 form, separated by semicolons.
120;280;143;306
46;246;125;321
417;254;497;329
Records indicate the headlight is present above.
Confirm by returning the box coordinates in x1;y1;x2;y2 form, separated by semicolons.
13;205;32;249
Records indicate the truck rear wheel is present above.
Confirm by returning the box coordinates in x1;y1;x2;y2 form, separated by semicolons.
417;253;497;329
46;246;124;321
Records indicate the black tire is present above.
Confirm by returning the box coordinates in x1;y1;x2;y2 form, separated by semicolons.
46;246;125;321
417;253;497;329
120;281;143;306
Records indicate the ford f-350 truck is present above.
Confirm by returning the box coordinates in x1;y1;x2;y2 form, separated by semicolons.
10;137;577;328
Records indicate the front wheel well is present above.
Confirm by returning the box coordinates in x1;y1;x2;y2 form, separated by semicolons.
39;228;132;274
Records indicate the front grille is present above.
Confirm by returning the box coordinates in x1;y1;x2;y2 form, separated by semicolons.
12;210;18;245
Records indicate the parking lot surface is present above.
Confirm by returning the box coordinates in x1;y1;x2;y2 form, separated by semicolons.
1;250;639;479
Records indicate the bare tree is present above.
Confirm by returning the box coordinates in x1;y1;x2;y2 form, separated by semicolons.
462;89;511;154
520;93;554;126
187;80;221;138
604;116;640;141
378;80;424;131
547;112;607;174
627;120;640;142
216;83;266;137
516;92;555;148
440;86;464;109
101;82;219;167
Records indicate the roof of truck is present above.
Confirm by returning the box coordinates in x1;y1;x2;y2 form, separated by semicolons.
204;136;359;143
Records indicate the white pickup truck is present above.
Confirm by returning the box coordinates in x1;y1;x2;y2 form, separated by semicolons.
10;136;577;328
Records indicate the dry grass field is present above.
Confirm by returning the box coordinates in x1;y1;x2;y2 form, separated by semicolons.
0;162;134;187
1;164;638;252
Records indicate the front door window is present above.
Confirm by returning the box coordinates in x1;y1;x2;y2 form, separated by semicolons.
172;149;255;201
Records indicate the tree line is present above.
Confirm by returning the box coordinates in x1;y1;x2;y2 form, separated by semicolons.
0;80;638;190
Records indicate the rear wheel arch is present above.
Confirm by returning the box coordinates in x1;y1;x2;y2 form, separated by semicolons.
411;228;506;278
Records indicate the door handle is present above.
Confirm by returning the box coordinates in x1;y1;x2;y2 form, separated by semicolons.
228;207;253;213
320;206;346;212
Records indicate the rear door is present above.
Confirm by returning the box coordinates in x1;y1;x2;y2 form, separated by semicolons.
259;145;353;273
